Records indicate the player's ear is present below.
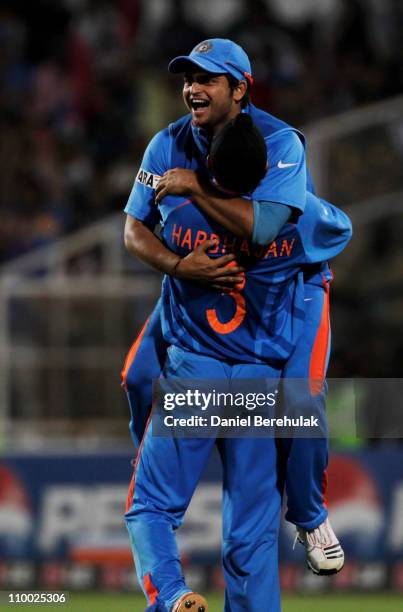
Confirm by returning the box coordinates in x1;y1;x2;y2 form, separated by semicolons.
232;80;247;103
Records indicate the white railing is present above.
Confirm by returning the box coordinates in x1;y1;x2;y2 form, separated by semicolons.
0;214;162;451
304;94;403;201
0;214;124;276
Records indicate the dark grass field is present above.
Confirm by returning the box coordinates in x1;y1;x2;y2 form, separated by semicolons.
2;592;402;612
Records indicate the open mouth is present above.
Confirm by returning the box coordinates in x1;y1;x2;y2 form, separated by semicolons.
190;98;210;111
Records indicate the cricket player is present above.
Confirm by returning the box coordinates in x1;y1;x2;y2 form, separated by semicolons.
123;40;351;611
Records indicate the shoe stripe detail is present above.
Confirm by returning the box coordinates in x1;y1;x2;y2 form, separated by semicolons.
324;550;343;557
324;548;342;554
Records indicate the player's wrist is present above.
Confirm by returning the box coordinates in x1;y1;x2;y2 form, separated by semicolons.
188;172;205;198
171;256;183;278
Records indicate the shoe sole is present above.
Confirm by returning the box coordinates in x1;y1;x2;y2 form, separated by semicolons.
307;560;344;576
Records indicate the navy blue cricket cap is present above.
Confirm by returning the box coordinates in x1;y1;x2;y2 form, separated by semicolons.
168;38;253;85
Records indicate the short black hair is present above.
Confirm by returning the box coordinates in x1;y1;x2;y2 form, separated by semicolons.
209;114;267;194
225;74;250;109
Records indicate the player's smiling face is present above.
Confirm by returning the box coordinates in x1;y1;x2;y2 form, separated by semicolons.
183;70;243;134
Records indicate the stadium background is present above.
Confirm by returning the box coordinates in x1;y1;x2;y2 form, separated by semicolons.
0;0;403;610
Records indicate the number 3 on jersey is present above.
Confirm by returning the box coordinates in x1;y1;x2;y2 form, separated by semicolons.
206;266;246;334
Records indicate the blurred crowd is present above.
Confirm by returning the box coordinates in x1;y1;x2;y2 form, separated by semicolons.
2;0;403;401
1;0;403;264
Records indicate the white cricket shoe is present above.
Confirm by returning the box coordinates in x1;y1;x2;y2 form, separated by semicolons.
296;517;344;575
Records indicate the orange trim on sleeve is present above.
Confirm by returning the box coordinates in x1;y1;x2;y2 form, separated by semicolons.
309;283;330;396
121;316;151;389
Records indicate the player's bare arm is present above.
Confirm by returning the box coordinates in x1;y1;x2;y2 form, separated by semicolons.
155;168;253;240
124;215;245;290
124;216;180;275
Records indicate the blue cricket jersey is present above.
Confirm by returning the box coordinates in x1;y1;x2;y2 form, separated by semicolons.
125;105;352;365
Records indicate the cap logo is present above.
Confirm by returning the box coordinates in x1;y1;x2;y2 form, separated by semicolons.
194;41;212;54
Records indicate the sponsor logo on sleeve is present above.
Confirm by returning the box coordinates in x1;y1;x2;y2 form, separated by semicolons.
136;168;161;189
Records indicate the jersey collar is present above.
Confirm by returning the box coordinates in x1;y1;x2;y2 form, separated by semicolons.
191;124;211;159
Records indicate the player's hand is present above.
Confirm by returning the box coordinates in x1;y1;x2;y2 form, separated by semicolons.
174;239;245;292
155;169;199;203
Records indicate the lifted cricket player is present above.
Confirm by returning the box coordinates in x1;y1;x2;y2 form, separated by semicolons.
123;39;350;611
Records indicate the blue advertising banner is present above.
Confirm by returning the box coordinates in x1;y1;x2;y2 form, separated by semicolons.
0;449;402;591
